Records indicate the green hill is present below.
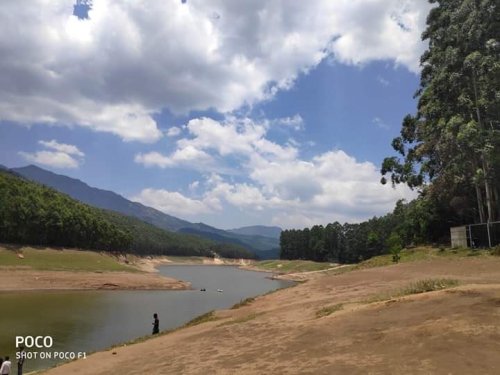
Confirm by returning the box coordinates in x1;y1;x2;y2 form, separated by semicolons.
12;165;279;256
0;170;254;259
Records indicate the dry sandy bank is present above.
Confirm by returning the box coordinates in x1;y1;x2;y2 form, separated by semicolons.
42;257;500;374
0;269;189;291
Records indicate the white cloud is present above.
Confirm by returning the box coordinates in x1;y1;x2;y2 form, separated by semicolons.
181;116;298;161
166;126;182;137
0;1;432;141
19;139;85;169
135;146;214;169
134;116;416;227
329;1;432;72
134;116;298;172
273;114;304;131
270;212;326;230
131;188;216;217
189;180;200;192
134;152;171;168
38;139;84;157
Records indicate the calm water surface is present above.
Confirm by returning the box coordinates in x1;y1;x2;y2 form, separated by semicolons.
0;265;292;372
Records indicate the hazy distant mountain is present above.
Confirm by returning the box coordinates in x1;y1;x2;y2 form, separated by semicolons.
12;165;280;257
13;165;193;231
229;225;282;239
179;226;279;252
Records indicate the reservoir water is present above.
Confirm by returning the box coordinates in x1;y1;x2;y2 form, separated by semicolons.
0;265;292;372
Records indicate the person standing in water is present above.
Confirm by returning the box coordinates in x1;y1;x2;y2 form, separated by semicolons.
152;313;159;334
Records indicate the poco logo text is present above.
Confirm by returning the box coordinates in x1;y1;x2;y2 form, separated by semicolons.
16;336;53;348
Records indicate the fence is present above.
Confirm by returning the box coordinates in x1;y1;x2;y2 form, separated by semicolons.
450;221;500;248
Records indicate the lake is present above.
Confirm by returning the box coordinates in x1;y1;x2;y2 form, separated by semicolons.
0;265;292;372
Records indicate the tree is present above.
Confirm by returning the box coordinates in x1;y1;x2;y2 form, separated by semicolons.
381;0;500;224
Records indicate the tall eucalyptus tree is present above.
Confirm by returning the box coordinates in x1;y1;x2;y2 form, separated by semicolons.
382;0;500;223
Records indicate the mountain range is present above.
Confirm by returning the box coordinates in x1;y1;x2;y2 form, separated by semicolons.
9;165;281;258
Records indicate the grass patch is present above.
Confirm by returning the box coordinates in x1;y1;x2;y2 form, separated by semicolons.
218;312;263;327
367;278;460;303
490;246;500;256
163;256;207;264
399;278;459;295
254;247;492;278
183;310;219;327
231;297;256;309
328;247;493;276
254;259;336;274
0;246;136;272
316;303;343;318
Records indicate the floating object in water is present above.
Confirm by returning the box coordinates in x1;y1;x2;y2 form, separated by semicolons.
200;288;206;292
217;289;223;293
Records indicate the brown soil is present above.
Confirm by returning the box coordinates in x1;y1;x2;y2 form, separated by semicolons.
0;269;189;291
43;257;500;374
134;256;254;272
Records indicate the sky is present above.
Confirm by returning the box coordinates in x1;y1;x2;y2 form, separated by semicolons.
0;0;434;230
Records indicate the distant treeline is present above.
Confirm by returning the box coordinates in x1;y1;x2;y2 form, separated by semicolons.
280;197;451;263
0;170;254;259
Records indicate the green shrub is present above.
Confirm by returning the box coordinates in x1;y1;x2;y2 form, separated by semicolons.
490;246;500;256
316;304;343;318
399;279;459;296
184;311;218;327
231;297;255;309
386;232;403;263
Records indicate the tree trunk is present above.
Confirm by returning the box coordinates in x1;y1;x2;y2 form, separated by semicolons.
472;69;494;222
472;156;486;223
493;185;500;222
475;181;486;223
482;157;495;222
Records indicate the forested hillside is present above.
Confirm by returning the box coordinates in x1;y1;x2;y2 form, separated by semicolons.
0;170;254;259
14;165;279;254
281;0;500;263
0;170;130;252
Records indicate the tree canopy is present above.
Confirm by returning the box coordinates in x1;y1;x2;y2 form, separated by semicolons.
381;0;500;224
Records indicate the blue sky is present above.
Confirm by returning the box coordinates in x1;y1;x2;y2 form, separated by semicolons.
0;0;432;229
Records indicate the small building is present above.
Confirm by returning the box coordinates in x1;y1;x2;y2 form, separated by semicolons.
450;226;468;248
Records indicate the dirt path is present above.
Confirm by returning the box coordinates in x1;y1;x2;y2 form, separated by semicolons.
42;257;500;374
0;269;189;291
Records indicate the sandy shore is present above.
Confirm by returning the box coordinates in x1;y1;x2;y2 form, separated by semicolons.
134;255;255;272
0;251;257;292
0;269;189;291
42;257;500;374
